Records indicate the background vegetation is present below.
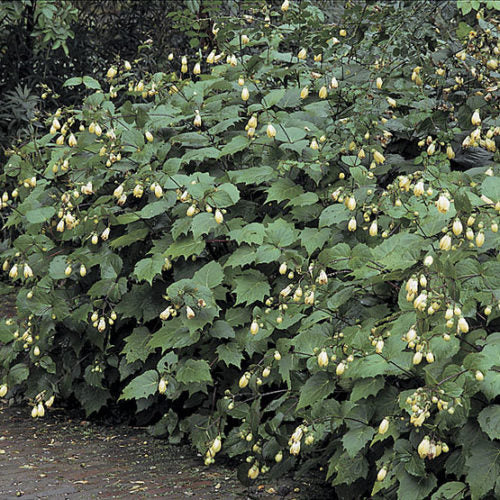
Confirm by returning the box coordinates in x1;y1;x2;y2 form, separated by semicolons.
1;1;499;498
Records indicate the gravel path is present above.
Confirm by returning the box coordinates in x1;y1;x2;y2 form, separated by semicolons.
0;404;247;499
0;404;331;499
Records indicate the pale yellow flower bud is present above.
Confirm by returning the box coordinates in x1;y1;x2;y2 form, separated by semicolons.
457;317;469;333
206;50;215;64
239;373;250;388
250;321;259;335
113;184;124;199
377;467;387;481
436;194;450;213
452;219;463;236
101;227;110;240
378;418;389;435
386;97;397;108
186;306;195;319
304;290;315;305
266;124;276;138
406;278;418;294
487;59;498;70
317;269;328;285
106;67;117;79
439;234;452;251
160;307;172;320
373;150;385;164
413;351;423;365
406;328;417;342
317;350;329;367
23;264;33;279
418;437;430;458
413;181;424;196
471;109;481;126
98;317;106;332
154;184;163;198
133;184;144;198
475;231;485;247
214;209;224;224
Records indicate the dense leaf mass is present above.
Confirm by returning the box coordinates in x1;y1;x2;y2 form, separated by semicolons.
1;1;499;498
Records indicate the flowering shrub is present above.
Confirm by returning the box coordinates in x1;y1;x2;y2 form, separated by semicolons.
1;1;499;497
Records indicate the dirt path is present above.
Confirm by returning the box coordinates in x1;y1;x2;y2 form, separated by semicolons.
0;404;243;499
0;404;331;499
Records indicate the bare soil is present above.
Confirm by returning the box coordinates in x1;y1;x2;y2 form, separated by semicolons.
1;403;323;499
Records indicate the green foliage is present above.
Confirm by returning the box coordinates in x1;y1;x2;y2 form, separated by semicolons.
1;0;500;497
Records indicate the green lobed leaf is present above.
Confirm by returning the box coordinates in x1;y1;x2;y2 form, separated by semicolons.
233;269;270;305
121;327;153;364
477;405;500;440
297;372;336;410
216;342;244;368
176;359;212;384
133;254;165;284
25;206;55;224
192;261;224;288
119;370;159;401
